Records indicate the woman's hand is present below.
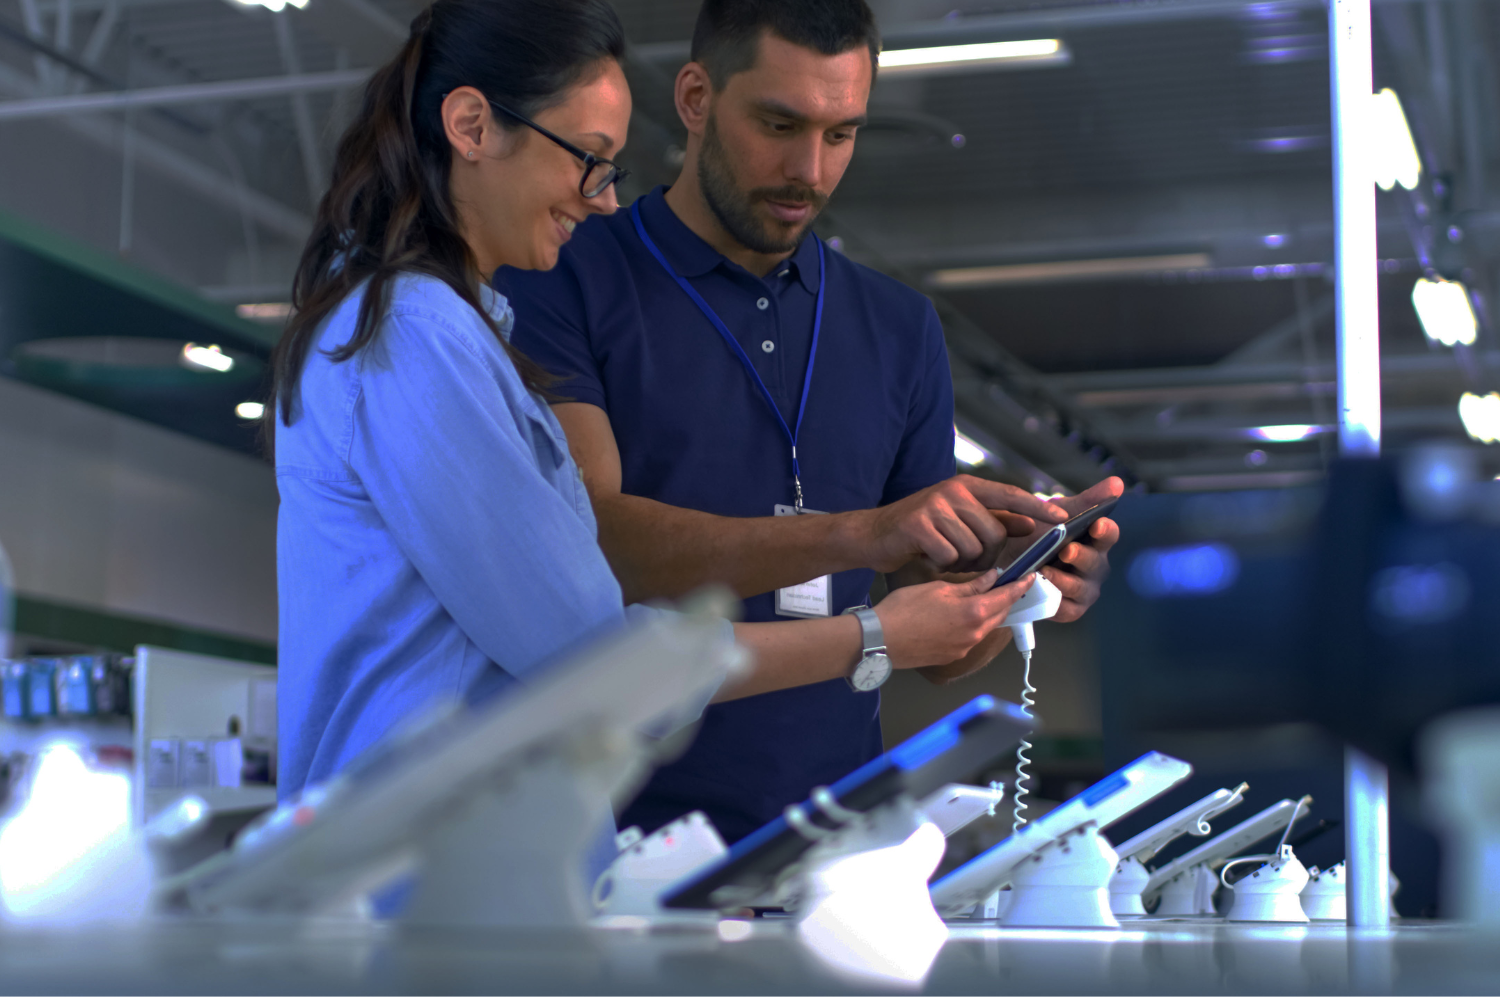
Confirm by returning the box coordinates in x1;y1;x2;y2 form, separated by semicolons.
875;569;1036;670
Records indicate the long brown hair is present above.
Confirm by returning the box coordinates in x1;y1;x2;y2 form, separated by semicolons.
266;0;625;441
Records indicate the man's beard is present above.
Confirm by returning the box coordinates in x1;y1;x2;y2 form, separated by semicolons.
698;114;828;256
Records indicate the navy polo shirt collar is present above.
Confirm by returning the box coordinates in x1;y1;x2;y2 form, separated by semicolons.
637;186;821;294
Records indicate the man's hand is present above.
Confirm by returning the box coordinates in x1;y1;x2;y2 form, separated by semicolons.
1014;476;1125;623
855;474;1069;575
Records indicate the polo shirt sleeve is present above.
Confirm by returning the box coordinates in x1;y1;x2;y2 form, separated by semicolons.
347;306;628;681
882;302;959;505
496;258;608;410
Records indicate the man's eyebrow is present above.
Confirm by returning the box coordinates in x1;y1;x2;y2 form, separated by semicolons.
753;99;867;129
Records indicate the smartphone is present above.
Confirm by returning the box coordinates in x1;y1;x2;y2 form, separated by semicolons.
995;496;1119;586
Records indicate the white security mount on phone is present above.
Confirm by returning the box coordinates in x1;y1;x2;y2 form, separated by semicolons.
1142;796;1307;918
1108;783;1249;917
591;812;727;919
1005;575;1063;661
930;752;1192;928
158;596;745;928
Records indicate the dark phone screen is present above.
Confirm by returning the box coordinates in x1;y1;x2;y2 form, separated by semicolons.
996;498;1120;585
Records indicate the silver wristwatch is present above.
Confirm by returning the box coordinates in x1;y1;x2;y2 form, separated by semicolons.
843;605;892;692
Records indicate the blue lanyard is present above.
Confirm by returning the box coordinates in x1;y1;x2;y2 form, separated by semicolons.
631;201;825;510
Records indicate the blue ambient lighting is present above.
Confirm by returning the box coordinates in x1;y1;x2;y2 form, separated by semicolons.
1128;543;1241;599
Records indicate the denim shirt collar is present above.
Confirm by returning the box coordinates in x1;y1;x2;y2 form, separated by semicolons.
637;185;822;294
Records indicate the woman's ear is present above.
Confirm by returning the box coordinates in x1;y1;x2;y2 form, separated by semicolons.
442;87;491;160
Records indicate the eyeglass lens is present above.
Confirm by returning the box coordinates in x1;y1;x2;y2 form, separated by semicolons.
583;161;620;197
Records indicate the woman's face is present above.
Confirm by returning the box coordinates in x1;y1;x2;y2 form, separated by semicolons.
445;59;632;274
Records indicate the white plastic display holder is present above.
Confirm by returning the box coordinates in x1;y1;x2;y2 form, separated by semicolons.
1152;865;1220;917
790;793;950;986
1108;783;1248;917
1302;862;1347;921
1000;821;1120;928
1222;845;1310;923
164;600;744;929
590;811;727;919
777;792;944;919
403;724;640;929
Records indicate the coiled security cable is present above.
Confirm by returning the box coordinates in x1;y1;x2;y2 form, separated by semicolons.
1013;649;1036;833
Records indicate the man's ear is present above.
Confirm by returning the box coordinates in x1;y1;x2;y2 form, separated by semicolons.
674;61;713;138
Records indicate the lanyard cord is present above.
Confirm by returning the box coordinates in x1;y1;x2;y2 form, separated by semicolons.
631;201;825;509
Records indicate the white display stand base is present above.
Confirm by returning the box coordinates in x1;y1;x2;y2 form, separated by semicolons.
1223;846;1310;923
402;726;646;929
1000;822;1120;929
1153;864;1221;917
1109;854;1151;917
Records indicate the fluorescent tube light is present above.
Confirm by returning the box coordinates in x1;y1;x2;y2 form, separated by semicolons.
879;39;1068;75
181;343;235;373
236;302;292;321
1411;277;1477;347
927;253;1211;289
226;0;307;11
1371;88;1421;191
235;402;265;421
954;431;988;467
1249;424;1327;442
1459;392;1500;444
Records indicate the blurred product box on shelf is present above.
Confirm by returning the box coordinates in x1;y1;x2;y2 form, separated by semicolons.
146;736;268;790
27;659;57;718
0;655;134;723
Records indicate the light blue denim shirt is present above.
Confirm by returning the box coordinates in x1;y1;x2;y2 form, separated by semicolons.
275;273;653;797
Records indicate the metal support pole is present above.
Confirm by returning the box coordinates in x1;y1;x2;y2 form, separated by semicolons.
1330;0;1391;929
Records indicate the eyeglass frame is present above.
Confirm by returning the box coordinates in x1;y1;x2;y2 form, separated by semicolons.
485;99;630;198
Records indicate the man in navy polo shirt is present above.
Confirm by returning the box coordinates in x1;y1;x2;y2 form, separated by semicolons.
499;0;1121;843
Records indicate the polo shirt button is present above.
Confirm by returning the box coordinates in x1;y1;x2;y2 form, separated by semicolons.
761;340;775;353
756;297;769;310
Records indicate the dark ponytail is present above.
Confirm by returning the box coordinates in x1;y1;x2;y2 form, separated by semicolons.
267;0;626;438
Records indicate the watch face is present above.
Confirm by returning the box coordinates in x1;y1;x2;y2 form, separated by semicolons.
850;652;892;692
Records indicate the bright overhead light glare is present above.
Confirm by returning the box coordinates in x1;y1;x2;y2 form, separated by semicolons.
181;343;234;373
878;39;1066;74
235;402;265;421
1412;277;1478;347
1371;88;1421;191
228;0;307;11
954;431;988;467
1250;424;1326;442
1459;392;1500;444
235;302;292;321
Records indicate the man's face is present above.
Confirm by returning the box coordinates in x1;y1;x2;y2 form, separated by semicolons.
697;32;872;255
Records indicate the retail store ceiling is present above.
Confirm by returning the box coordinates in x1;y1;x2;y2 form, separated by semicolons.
0;0;1496;486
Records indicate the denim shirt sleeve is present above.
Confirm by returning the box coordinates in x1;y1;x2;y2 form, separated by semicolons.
346;303;628;678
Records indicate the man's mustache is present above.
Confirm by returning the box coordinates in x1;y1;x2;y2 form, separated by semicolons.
750;186;828;211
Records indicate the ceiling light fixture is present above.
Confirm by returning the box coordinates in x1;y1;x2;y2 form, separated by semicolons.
235;302;293;321
1248;424;1327;442
180;343;235;373
1459;392;1500;444
1371;88;1421;191
235;402;265;421
878;39;1068;75
226;0;307;12
927;253;1211;289
1411;277;1478;347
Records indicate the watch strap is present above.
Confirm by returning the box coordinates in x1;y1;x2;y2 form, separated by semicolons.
850;606;886;656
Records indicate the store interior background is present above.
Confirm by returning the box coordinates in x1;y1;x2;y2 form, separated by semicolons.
0;0;1497;920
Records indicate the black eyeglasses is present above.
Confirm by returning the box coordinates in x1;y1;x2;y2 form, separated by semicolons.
488;100;630;198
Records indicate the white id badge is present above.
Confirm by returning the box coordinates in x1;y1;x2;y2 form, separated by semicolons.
773;504;833;618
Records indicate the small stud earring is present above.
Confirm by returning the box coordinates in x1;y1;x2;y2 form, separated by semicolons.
467;150;475;159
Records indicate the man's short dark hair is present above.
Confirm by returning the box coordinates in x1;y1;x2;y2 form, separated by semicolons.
689;0;881;89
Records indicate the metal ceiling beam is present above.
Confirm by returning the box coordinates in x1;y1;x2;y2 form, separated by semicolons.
0;67;369;120
1048;350;1494;394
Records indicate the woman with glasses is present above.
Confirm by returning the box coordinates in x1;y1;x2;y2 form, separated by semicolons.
269;0;1036;816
